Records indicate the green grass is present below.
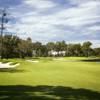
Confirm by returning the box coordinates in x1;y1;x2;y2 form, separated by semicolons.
0;57;100;100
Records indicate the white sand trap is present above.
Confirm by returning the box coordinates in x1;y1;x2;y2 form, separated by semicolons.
0;62;20;69
53;58;64;61
26;60;39;63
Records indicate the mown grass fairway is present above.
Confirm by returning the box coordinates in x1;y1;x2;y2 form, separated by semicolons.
0;57;100;100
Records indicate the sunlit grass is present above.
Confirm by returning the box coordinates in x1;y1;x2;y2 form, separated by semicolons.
0;57;100;92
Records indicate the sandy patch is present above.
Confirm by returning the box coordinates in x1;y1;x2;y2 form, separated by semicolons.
26;60;39;63
53;58;64;61
53;58;78;62
0;62;20;69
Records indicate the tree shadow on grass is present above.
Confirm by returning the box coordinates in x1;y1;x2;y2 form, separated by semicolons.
0;85;100;100
0;69;27;73
81;59;100;62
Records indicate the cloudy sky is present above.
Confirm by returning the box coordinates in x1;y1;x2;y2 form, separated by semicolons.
0;0;100;47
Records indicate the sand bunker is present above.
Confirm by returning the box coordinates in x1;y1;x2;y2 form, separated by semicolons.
53;58;64;61
53;58;78;62
0;62;20;69
26;60;39;63
53;58;66;61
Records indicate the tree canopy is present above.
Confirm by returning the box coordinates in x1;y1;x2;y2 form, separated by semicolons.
0;35;100;59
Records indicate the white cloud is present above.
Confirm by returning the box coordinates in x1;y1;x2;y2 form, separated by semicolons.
89;26;100;31
5;0;100;47
24;0;57;9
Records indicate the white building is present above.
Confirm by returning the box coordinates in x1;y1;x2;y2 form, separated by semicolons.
48;50;66;56
32;50;36;56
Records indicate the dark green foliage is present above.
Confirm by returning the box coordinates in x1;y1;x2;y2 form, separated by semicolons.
0;35;33;59
94;48;100;56
0;35;100;58
2;35;20;59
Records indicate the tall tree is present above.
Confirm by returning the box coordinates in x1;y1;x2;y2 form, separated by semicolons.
2;35;20;58
94;48;100;56
82;41;92;57
18;38;33;58
46;42;55;51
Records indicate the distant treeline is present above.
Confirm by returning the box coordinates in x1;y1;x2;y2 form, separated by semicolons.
0;35;100;59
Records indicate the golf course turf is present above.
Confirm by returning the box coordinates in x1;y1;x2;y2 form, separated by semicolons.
0;57;100;100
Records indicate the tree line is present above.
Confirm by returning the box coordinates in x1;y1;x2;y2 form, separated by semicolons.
0;35;100;59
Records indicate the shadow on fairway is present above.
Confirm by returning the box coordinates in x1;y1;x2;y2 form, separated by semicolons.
0;85;100;100
0;69;27;73
81;59;100;62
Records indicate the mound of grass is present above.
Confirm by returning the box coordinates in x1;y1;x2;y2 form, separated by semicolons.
9;62;19;65
1;61;9;63
32;57;40;59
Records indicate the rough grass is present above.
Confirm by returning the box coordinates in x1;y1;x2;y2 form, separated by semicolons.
0;57;100;100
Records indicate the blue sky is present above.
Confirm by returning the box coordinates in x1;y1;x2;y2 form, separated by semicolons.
0;0;100;47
